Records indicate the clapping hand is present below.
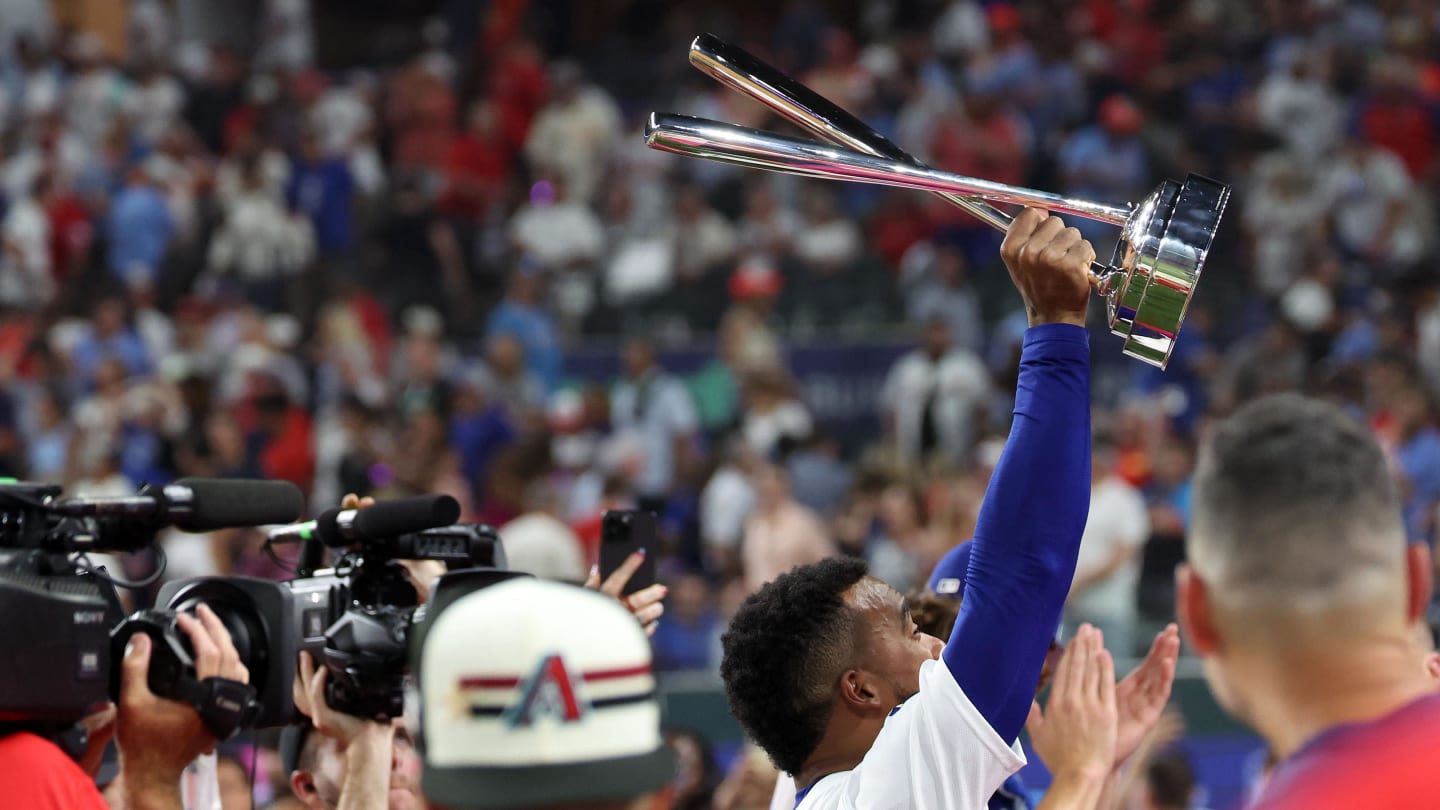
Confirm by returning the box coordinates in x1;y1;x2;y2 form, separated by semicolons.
1027;625;1118;786
1112;624;1181;768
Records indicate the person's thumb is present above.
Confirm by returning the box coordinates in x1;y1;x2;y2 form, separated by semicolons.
120;634;155;704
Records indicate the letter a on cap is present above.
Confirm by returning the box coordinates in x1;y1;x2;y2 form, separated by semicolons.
502;654;587;728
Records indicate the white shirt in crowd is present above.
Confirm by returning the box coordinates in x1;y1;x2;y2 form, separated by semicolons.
611;372;698;498
1069;475;1150;628
1242;154;1329;296
67;65;131;149
881;348;990;463
790;659;1025;809
311;84;375;158
1319;146;1430;265
215;149;292;206
498;512;586;582
743;401;813;458
3;130;87;202
127;74;186;145
670;208;738;280
510;200;605;269
1253;68;1342;162
206;190;316;282
794;218;861;269
738;206;803;258
523;87;622;203
700;463;756;552
0;195;51;308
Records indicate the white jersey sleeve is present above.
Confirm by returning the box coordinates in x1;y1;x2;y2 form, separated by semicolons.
796;658;1025;810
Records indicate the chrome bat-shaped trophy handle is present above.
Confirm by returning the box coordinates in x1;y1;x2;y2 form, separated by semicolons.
646;34;1232;369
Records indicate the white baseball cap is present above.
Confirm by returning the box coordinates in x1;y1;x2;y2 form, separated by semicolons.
419;578;674;809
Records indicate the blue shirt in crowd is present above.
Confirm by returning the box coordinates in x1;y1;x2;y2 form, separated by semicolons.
288;158;355;253
486;301;563;395
652;608;722;672
450;406;516;495
107;184;173;285
70;332;152;383
1398;428;1440;543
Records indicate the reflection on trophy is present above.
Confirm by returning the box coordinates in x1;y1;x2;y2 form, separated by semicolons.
644;34;1231;369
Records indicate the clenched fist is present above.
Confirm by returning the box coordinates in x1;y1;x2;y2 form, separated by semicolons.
999;208;1095;328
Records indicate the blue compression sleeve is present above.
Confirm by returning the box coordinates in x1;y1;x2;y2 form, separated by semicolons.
942;323;1091;744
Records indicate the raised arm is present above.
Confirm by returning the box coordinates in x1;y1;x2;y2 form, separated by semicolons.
943;208;1094;744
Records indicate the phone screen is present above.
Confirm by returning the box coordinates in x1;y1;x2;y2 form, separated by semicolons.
598;510;657;596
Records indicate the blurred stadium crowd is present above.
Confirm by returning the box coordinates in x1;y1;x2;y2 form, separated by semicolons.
1;0;1439;803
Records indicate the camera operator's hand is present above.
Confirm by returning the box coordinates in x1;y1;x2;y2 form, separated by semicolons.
293;650;395;810
77;702;116;778
341;492;446;605
293;650;375;746
1000;208;1094;329
117;604;250;810
585;549;667;637
340;493;375;510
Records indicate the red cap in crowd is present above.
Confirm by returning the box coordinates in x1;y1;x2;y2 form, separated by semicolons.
1099;94;1143;136
729;259;783;301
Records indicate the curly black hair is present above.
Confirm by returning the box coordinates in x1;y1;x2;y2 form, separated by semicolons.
720;557;870;775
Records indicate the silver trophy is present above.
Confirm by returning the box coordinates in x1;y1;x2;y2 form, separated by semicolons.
645;34;1231;368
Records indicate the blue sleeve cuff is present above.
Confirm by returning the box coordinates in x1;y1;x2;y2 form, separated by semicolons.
1021;323;1090;356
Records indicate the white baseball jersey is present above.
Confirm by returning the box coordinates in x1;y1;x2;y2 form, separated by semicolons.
789;658;1025;810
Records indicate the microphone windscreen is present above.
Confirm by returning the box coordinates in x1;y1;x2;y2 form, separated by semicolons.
348;495;461;542
314;508;345;547
174;478;305;531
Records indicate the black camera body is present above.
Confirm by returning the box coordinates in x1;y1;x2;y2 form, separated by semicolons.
117;517;507;727
110;573;344;727
0;549;122;724
0;477;303;729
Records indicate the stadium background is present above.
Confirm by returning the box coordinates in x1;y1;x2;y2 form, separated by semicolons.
2;0;1439;807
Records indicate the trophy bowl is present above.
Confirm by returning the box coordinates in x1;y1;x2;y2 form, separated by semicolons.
1107;176;1229;366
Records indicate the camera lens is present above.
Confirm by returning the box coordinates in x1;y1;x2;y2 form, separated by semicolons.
168;582;271;695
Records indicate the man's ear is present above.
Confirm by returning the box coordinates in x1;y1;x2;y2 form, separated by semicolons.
290;771;319;806
838;669;884;712
1406;543;1433;625
1176;564;1221;656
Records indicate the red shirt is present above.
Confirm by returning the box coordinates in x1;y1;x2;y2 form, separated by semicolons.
1363;100;1436;178
928;111;1028;229
389;71;457;171
488;48;549;154
1255;692;1440;808
46;194;93;280
260;407;316;493
436;133;511;219
0;318;39;379
0;733;108;809
868;198;934;269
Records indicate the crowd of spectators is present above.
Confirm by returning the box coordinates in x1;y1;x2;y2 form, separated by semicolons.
1;0;1439;753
